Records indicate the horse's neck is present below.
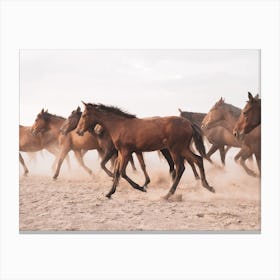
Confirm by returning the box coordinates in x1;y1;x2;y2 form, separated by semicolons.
94;114;130;140
224;105;241;130
49;117;65;135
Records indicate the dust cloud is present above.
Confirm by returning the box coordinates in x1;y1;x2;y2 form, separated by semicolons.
19;148;260;231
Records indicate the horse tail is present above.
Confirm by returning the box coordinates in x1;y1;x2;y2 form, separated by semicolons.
191;123;206;158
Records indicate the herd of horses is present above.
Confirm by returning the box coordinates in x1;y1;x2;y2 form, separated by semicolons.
19;92;261;199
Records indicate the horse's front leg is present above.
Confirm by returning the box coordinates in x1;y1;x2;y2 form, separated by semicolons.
100;148;116;178
19;153;29;175
73;150;92;175
119;151;146;192
53;147;70;179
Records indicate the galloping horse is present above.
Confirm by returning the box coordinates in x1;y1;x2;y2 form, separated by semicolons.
31;109;102;179
19;124;65;175
178;109;231;165
76;102;214;199
233;92;261;173
201;97;260;176
62;107;204;183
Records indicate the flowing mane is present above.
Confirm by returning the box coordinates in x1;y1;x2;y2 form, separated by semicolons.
41;112;65;121
91;103;136;119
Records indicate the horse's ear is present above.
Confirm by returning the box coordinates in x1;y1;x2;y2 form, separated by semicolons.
41;108;44;113
217;97;223;105
178;108;182;113
248;92;254;102
77;106;81;112
254;94;259;99
45;109;48;113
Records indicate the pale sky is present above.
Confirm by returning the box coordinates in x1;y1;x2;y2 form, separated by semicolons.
20;49;260;125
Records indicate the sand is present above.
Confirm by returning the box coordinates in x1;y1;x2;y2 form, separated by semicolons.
19;151;260;232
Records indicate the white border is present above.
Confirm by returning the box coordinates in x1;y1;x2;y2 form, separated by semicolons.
1;1;279;279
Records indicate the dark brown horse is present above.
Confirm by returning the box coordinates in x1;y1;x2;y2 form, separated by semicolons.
233;92;261;173
201;97;260;176
76;102;214;199
19;124;67;175
31;109;106;179
178;109;231;165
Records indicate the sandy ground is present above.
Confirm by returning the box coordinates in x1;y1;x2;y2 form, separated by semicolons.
19;151;261;232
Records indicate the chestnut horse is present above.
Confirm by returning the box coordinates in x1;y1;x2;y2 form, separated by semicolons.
62;107;200;183
30;109;103;179
19;124;67;175
233;92;261;138
178;109;231;165
233;92;261;173
76;102;214;199
201;97;260;176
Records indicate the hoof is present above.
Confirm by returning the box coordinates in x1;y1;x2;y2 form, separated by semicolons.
207;186;215;193
247;171;257;177
24;172;29;176
195;176;200;180
88;170;93;175
106;193;112;199
53;176;58;180
140;186;147;192
162;193;171;200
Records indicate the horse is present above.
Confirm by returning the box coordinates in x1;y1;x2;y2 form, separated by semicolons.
61;107;200;182
178;109;231;165
233;92;261;139
30;109;104;179
19;124;65;175
201;97;260;176
76;102;214;199
233;92;261;172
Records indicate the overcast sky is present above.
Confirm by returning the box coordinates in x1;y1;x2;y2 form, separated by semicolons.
20;49;260;125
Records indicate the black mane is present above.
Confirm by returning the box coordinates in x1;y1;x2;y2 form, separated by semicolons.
90;103;136;119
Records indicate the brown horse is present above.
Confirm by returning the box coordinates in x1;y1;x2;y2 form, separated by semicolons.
62;107;200;183
19;124;65;175
76;102;214;199
30;109;104;179
178;109;231;165
201;97;260;176
233;92;261;139
233;92;261;172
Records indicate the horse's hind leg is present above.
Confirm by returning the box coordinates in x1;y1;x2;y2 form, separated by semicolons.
73;150;93;176
19;153;29;175
135;152;151;188
186;159;199;179
183;149;215;193
129;154;137;172
163;153;185;200
160;148;176;180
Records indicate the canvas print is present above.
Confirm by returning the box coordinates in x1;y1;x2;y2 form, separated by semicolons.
19;50;261;231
